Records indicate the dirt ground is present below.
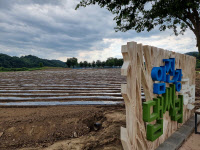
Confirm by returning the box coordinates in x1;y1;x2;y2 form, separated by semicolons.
179;124;200;150
0;105;125;150
0;69;199;150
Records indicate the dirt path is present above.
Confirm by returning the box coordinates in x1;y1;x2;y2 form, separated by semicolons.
179;125;200;150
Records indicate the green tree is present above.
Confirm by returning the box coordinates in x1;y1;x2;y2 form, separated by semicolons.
102;61;106;68
106;57;115;67
76;1;200;53
66;57;78;68
88;63;92;67
83;61;88;67
71;57;78;68
118;58;123;66
79;61;84;67
113;58;118;66
96;60;102;67
66;58;72;68
39;62;44;68
92;61;96;68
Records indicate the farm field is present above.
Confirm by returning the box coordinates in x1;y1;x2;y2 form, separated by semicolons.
0;68;126;106
0;68;199;150
0;68;126;150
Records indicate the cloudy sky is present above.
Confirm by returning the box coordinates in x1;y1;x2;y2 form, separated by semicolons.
0;0;198;62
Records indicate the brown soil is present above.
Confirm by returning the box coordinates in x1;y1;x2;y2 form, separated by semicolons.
179;125;200;150
0;105;125;150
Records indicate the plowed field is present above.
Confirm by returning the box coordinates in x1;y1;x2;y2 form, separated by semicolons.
0;68;126;150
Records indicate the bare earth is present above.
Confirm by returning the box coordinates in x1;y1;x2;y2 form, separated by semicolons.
0;105;125;150
179;125;200;150
0;69;199;150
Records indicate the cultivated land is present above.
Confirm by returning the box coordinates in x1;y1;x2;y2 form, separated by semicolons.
0;68;199;150
0;68;126;150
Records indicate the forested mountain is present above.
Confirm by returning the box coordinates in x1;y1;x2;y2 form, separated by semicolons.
0;53;66;68
185;52;199;57
185;51;200;68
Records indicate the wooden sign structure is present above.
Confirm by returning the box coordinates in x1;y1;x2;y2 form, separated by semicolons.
120;41;196;150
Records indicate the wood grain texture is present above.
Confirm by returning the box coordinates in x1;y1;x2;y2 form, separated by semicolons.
121;41;196;150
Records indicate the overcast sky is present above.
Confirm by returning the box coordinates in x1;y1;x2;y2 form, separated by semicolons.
0;0;198;62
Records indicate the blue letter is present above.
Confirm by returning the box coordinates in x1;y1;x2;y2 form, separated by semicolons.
169;58;175;76
151;67;163;81
153;83;166;94
160;66;166;82
163;59;172;73
174;82;181;92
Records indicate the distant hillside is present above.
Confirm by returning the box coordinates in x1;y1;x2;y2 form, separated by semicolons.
0;53;66;68
185;51;200;68
185;51;199;57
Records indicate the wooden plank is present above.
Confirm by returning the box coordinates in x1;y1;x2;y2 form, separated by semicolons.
121;127;132;150
121;45;130;76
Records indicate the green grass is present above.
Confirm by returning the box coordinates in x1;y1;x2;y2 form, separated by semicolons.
0;67;64;72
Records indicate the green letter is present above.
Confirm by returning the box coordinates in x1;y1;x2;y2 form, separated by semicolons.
171;95;183;123
146;119;163;141
143;100;158;122
169;84;176;117
163;88;169;113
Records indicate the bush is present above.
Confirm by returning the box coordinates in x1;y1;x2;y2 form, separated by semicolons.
0;67;4;71
197;62;200;68
22;67;28;71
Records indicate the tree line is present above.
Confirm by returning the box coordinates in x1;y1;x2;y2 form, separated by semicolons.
1;52;199;70
66;52;200;69
66;57;123;68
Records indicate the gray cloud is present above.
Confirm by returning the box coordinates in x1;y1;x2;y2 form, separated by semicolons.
0;0;197;62
0;0;114;56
